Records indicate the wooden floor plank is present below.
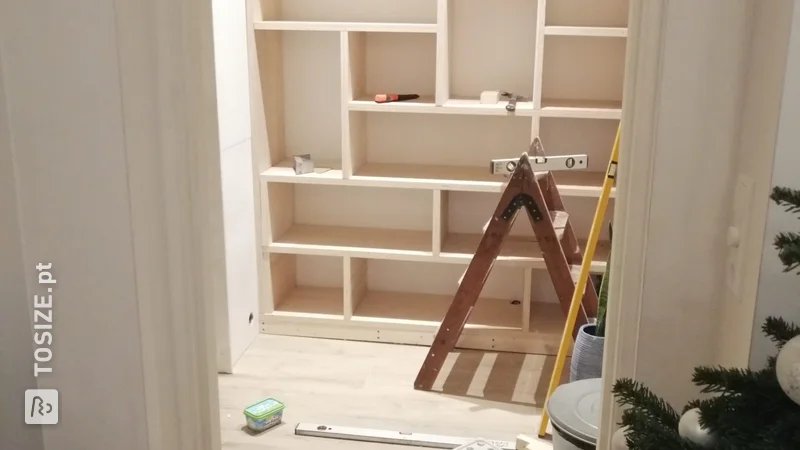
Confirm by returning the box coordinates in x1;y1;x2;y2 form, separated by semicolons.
218;335;555;450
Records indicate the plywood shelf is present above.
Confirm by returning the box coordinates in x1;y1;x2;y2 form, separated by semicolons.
439;233;609;272
349;95;438;113
272;286;344;319
249;0;627;352
266;225;610;271
349;96;618;118
263;160;611;197
352;291;522;330
540;99;622;120
269;224;433;259
267;254;345;318
256;0;437;24
544;26;628;38
255;21;437;33
349;96;536;116
260;257;572;354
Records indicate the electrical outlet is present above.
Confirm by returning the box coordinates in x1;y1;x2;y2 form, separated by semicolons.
726;174;753;297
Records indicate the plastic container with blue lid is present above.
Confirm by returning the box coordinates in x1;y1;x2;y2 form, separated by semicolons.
243;398;285;433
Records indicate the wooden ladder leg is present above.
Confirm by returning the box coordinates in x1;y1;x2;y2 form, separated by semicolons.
519;165;589;339
538;172;598;318
414;163;529;391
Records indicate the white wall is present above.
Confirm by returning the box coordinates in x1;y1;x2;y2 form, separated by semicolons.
714;0;795;368
750;1;800;368
0;47;46;450
623;0;754;408
0;1;151;448
600;4;793;446
212;0;260;371
0;0;224;448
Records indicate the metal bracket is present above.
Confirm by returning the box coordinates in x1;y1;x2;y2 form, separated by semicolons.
501;193;542;222
490;154;588;176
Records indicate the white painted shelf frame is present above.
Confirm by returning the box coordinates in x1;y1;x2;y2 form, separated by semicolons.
247;0;628;354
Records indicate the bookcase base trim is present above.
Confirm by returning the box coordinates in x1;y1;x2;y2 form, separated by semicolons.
259;314;570;355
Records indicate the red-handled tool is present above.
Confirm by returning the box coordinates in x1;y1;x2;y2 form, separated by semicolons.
374;94;420;103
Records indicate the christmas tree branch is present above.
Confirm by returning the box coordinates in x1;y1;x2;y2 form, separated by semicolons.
762;315;800;348
682;398;714;415
691;365;758;394
773;231;800;273
770;186;800;213
612;378;681;429
621;409;705;450
770;186;800;274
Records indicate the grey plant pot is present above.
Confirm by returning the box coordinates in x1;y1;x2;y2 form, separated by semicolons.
570;324;605;382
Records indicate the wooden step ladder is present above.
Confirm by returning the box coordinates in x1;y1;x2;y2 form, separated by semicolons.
414;137;598;391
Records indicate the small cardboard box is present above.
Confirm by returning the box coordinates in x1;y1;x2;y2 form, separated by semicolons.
293;154;314;175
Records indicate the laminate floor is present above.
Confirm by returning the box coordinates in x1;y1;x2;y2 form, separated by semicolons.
218;335;564;449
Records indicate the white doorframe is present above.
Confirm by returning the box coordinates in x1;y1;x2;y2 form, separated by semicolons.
599;0;766;447
116;0;224;448
146;1;762;450
597;0;666;446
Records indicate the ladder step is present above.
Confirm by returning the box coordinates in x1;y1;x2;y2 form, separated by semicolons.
550;211;569;241
459;266;581;287
533;171;549;181
570;265;582;282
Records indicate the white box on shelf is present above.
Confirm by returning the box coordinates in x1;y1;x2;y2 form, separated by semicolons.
480;90;501;104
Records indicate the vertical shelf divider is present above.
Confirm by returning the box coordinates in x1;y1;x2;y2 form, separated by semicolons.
434;0;451;106
260;253;276;315
339;31;353;178
522;268;533;332
531;0;548;140
247;0;279;320
341;31;366;178
432;190;449;255
344;256;367;320
340;32;353;178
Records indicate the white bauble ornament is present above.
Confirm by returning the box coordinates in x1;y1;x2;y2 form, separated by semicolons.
776;335;800;405
611;426;630;450
678;408;715;448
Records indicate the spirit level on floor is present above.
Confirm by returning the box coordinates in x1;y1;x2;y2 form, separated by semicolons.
294;423;516;449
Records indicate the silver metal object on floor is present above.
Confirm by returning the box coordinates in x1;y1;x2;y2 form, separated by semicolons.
294;423;515;449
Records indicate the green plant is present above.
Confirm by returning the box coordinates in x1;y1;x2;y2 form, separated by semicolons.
595;222;613;337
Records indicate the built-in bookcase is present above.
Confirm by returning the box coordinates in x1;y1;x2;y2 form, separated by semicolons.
247;0;626;354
